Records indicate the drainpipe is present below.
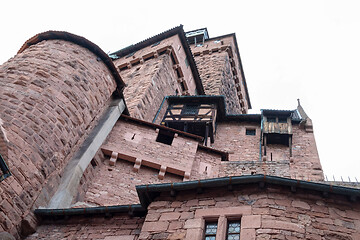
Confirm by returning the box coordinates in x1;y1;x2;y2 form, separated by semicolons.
152;96;168;123
259;110;264;161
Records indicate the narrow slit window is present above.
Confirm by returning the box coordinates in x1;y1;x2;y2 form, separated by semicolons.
226;221;241;240
204;222;217;240
0;154;11;182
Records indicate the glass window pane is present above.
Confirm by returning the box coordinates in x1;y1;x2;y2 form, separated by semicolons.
205;237;216;240
227;221;240;240
228;222;240;233
205;222;217;234
227;234;240;240
205;222;217;239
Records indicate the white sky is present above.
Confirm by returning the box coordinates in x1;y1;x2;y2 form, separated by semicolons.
1;0;359;181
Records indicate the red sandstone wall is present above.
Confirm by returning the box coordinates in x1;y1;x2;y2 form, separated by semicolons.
25;215;143;240
213;122;323;180
83;157;182;206
116;55;178;121
290;125;323;181
194;52;242;114
190;150;222;180
191;35;249;114
113;34;198;122
101;120;199;178
213;122;260;162
0;39;117;237
140;185;360;240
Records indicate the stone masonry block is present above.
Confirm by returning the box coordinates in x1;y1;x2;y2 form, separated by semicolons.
184;218;203;229
185;228;202;240
291;200;311;210
240;228;255;240
159;212;180;221
141;221;169;232
241;215;261;229
262;220;305;233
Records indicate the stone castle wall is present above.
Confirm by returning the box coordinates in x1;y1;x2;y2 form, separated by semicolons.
24;184;360;239
25;214;144;240
190;35;249;114
113;34;200;122
0;39;117;237
289;125;323;181
139;185;360;240
116;54;178;122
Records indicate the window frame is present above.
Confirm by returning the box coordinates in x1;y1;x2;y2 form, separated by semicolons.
226;220;241;240
245;129;256;136
204;221;218;240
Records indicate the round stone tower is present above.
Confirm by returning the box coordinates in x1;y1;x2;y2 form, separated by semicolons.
0;31;124;238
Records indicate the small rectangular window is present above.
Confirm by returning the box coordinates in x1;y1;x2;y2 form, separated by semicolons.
246;129;256;136
227;221;241;240
204;222;217;240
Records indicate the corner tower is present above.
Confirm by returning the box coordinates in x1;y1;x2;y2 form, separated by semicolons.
187;28;251;114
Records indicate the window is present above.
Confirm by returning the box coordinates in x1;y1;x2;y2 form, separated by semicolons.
226;221;241;240
246;129;256;136
156;129;175;145
204;222;218;240
0;153;11;182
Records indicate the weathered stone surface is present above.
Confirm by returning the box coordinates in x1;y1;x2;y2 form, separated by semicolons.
0;38;117;237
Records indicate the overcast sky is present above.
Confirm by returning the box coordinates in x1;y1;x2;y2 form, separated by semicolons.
1;0;359;181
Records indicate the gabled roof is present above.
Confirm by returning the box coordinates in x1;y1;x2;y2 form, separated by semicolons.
111;25;205;95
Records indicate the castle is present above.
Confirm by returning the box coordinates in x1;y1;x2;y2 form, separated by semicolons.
0;26;359;239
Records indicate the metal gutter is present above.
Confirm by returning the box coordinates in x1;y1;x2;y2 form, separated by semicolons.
136;174;360;208
260;111;264;161
35;204;146;217
35;174;360;219
152;96;168;123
